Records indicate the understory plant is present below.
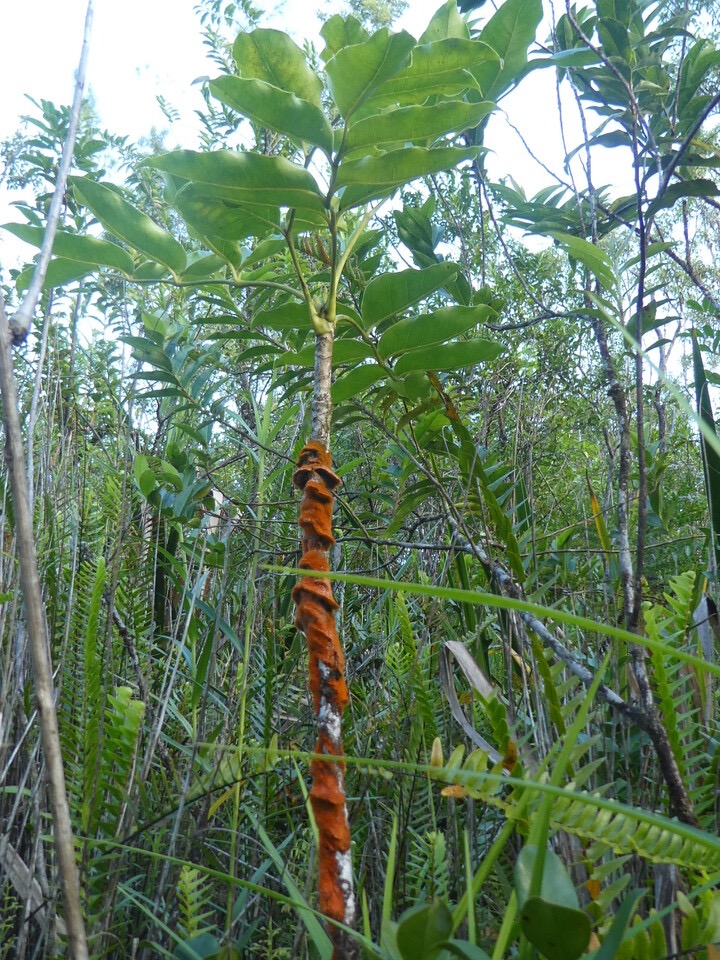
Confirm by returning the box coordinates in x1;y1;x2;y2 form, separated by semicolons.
0;0;719;958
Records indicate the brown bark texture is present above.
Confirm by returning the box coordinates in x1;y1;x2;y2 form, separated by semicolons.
292;441;356;958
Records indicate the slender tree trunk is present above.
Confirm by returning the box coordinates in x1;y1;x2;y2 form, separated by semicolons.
587;310;698;827
292;329;357;958
0;292;89;957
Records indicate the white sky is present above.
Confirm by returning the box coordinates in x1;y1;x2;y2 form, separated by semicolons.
0;0;633;273
1;0;441;145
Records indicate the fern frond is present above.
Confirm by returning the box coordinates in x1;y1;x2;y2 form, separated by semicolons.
176;865;215;940
547;789;719;871
82;556;107;834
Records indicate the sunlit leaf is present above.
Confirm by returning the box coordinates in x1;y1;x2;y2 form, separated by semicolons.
191;234;245;272
180;254;227;281
319;14;369;62
345;100;494;151
473;0;543;101
133;261;169;281
175;184;280;241
335;146;482;209
70;177;187;275
514;845;580;909
145;150;326;213
325;28;415;119
548;231;615;289
2;223;135;274
253;302;311;331
279;339;373;368
210;77;333;154
365;38;495;109
16;258;94;292
233;28;323;107
419;0;471;43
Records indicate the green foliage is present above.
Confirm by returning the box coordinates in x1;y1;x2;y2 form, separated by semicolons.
1;0;720;956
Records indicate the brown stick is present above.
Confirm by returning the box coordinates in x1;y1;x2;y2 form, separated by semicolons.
292;441;357;959
0;292;89;956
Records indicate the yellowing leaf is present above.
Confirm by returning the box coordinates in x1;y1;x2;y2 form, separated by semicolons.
441;784;468;799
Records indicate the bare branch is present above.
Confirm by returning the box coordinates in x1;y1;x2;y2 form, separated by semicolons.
10;0;94;343
0;290;89;955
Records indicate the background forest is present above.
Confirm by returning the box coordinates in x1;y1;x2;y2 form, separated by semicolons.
1;0;719;958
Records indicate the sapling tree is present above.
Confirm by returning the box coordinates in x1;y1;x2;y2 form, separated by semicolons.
21;0;540;950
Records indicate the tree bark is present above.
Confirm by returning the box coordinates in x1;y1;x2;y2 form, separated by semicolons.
292;440;357;958
292;326;356;956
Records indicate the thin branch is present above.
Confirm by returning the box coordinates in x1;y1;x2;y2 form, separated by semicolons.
0;289;89;956
658;91;720;199
10;0;94;343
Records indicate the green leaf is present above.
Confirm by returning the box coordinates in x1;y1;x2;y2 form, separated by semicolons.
419;0;471;42
209;77;334;154
533;48;600;69
252;817;332;960
365;39;494;109
145;150;326;213
692;330;720;574
233;28;323;107
173;932;222;960
16;258;95;292
280;339;373;368
587;473;613;562
332;363;387;403
378;305;495;358
133;454;157;499
180;254;227;281
473;0;543;101
335;146;482;209
319;14;370;62
240;236;286;268
647;178;720;217
326;28;415;120
2;223;135;274
253;302;311;330
396;900;453;960
192;233;245;272
133;261;169;281
514;845;579;909
597;17;630;61
394;337;503;374
70;177;186;275
519;898;591;960
346;100;494;151
453;422;525;578
437;942;492;960
175;184;280;241
362;262;459;328
591;888;646;960
548;232;616;289
678;40;720;120
393;370;433;401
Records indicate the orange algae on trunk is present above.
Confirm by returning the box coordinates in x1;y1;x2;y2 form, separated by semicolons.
292;441;356;955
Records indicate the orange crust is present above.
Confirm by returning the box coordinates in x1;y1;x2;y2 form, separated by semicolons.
292;443;353;942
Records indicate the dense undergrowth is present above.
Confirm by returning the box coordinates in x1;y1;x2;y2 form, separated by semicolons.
1;0;720;957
